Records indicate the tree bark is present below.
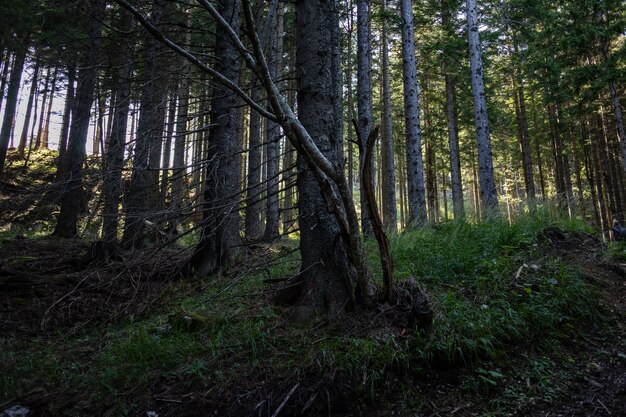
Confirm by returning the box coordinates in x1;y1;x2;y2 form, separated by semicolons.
294;0;356;312
0;43;27;176
56;64;76;180
186;0;242;276
41;67;58;149
441;0;464;220
53;0;106;237
263;1;284;240
122;0;168;248
400;0;427;226
102;13;136;247
380;0;397;233
356;0;374;235
466;0;498;216
17;61;39;158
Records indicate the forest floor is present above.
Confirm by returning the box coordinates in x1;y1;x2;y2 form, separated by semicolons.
1;152;626;416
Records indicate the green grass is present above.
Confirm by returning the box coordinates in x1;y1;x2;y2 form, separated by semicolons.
0;213;611;414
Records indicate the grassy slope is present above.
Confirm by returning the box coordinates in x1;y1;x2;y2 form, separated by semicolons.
2;214;624;416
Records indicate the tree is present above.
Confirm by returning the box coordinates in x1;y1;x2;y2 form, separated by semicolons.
121;0;168;248
441;0;464;219
53;0;107;237
380;0;397;232
0;42;27;176
294;0;359;311
356;0;375;235
400;0;427;226
186;0;243;276
465;0;498;216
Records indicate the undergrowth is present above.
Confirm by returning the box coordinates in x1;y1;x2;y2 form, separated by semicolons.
0;214;612;415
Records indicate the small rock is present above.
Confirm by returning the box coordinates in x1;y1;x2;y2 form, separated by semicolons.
146;412;158;417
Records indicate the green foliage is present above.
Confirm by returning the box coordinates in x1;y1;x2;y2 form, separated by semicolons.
0;216;609;414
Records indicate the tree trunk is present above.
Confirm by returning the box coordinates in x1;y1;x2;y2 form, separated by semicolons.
41;67;58;149
511;54;536;211
56;64;76;179
186;0;242;276
34;66;51;150
102;14;136;247
245;82;264;239
53;0;106;237
17;62;39;158
0;43;27;176
263;1;284;240
400;0;427;226
293;0;356;312
171;9;193;215
466;0;498;216
380;0;397;233
121;0;168;248
442;0;464;220
356;0;374;235
160;85;177;200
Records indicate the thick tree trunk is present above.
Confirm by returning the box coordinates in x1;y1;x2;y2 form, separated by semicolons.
122;0;168;248
294;0;356;312
466;0;498;216
356;0;374;235
53;0;106;237
400;0;427;226
380;0;397;233
441;0;464;220
0;44;27;176
102;14;136;247
17;62;39;158
186;0;242;276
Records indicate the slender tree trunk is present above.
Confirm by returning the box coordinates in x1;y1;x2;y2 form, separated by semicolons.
356;0;374;235
511;63;536;211
186;0;242;276
171;9;193;215
34;66;51;150
102;14;136;247
41;67;58;149
17;62;39;158
380;0;397;232
56;64;76;180
346;0;355;195
466;0;498;216
400;0;427;226
160;84;177;200
245;82;263;239
423;77;438;223
263;1;284;239
441;0;464;220
53;0;106;237
0;43;27;176
0;51;12;117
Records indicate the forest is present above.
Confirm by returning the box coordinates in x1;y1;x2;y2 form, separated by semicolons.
0;0;625;416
